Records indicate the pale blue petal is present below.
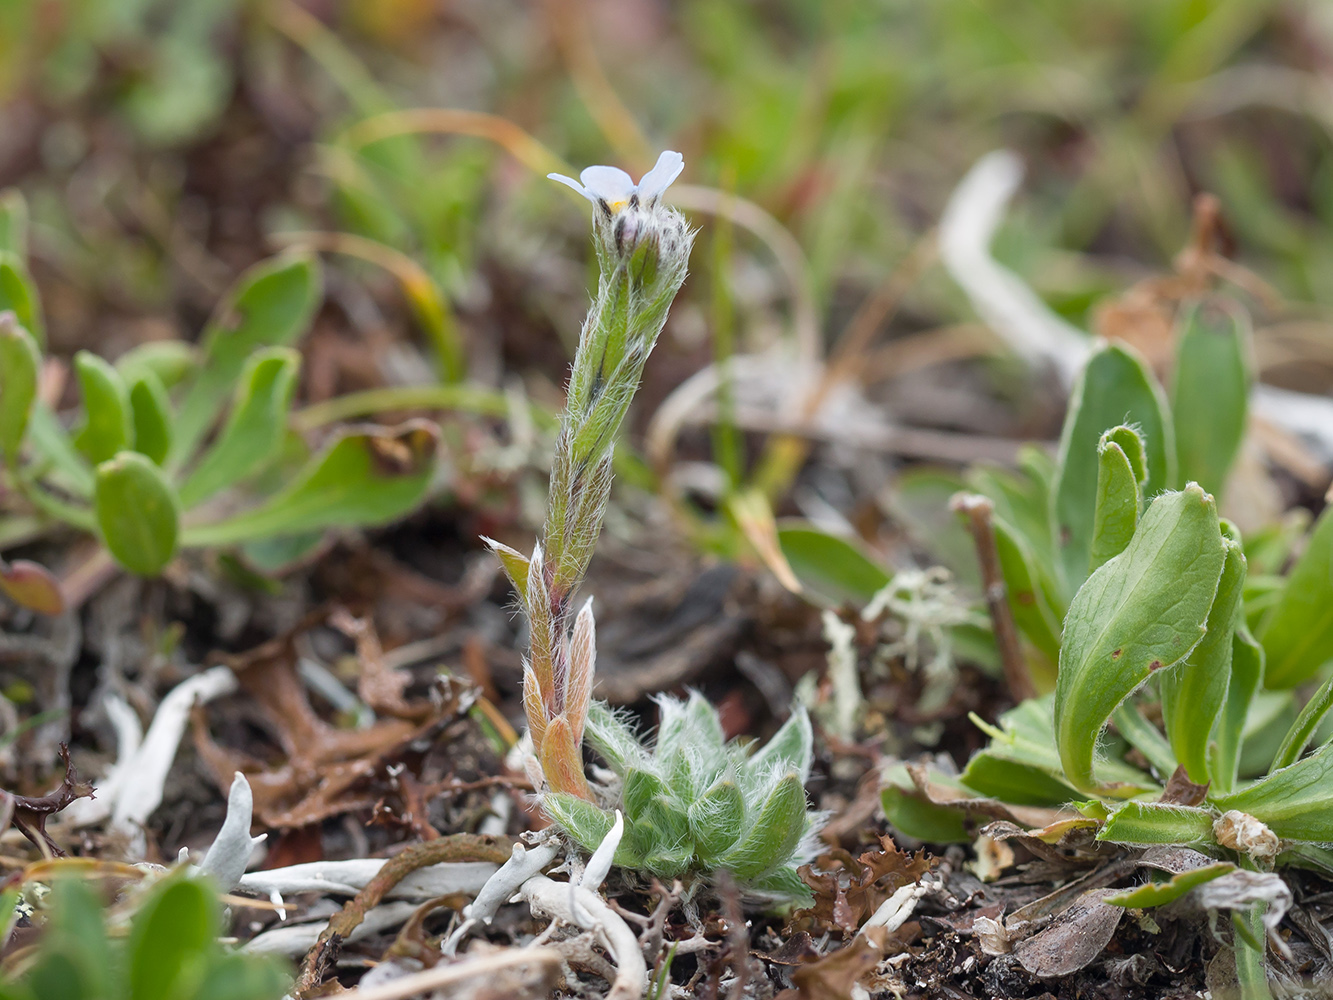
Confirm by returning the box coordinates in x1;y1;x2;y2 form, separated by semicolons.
636;150;684;203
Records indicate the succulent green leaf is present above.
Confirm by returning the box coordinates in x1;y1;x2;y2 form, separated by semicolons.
1255;504;1333;688
965;697;1157;802
73;351;134;464
688;776;745;864
716;772;807;879
1171;298;1251;497
0;252;43;347
1105;861;1236;908
128;876;217;1000
1052;342;1175;599
0;189;28;258
746;708;814;782
171;251;322;466
1089;428;1143;572
94;451;181;575
181;421;437;547
776;523;891;607
1269;673;1333;774
1054;486;1224;793
881;784;970;843
0;313;40;467
178;348;300;508
128;369;173;466
1161;521;1246;783
960;750;1082;806
1211;626;1264;794
1211;740;1333;841
1098;802;1218;847
116;340;198;390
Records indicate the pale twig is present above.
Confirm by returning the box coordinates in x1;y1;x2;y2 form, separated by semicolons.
338;947;563;1000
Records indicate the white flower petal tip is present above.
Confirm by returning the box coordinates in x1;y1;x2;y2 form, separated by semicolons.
548;151;685;211
637;151;684;204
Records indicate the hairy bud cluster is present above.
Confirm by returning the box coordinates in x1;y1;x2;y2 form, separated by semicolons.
546;694;823;900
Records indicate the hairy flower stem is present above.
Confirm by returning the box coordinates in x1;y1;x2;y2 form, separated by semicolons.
488;153;693;801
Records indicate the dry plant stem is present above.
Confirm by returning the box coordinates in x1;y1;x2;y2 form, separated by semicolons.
339;108;573;176
338;947;563;1000
294;834;513;996
950;493;1036;702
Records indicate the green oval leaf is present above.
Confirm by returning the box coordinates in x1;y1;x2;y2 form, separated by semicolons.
1172;297;1251;498
1160;521;1246;783
128;369;173;466
1089;428;1143;572
776;523;891;607
1105;861;1235;908
128;876;217;1000
181;420;437;547
0;252;43;347
178;348;300;508
0;188;28;258
1255;504;1333;688
1052;343;1175;600
73;351;133;464
0;312;40;467
171;250;322;466
95;451;181;575
1054;486;1224;793
1098;802;1218;847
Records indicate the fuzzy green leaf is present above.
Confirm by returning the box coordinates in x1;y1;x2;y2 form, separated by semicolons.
716;772;807;879
1052;343;1175;599
687;776;745;864
95;451;181;576
1105;861;1235;908
584;700;644;774
1255;504;1333;688
1089;427;1143;572
1098;802;1218;847
1172;298;1251;498
1160;521;1246;783
181;421;437;547
1054;486;1224;793
1211;740;1333;841
0;313;40;467
543;792;616;855
746;708;814;783
128;369;173;466
178;348;299;508
171;251;322;466
73;351;134;465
